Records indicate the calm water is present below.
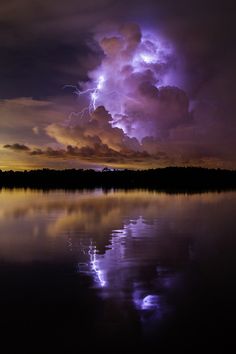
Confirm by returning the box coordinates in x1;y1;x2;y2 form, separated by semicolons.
0;189;235;352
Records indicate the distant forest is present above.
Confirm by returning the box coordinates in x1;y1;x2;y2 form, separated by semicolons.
0;167;235;192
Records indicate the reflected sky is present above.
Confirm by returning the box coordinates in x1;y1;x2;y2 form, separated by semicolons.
0;188;235;330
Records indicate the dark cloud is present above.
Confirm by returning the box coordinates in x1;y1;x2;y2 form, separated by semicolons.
3;143;30;151
0;38;102;99
13;141;151;167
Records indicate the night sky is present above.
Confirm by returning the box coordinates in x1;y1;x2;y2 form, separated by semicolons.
0;0;235;170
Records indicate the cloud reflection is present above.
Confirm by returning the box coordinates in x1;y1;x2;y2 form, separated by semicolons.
0;189;235;325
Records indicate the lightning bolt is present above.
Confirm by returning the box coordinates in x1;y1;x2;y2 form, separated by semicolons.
63;28;173;130
63;75;105;126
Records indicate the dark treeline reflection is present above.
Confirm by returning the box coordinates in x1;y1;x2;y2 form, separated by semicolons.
0;167;236;191
0;189;235;352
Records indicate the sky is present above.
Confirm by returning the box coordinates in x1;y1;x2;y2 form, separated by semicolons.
0;0;235;170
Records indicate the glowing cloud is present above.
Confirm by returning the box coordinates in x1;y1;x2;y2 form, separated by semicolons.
69;23;185;142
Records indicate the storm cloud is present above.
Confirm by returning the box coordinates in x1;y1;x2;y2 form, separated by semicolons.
0;0;235;169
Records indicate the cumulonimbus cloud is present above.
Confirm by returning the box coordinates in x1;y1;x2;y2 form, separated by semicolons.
43;24;194;164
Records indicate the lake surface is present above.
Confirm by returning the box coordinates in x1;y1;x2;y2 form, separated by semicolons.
0;189;235;352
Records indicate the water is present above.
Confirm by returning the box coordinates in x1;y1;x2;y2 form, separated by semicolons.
0;189;235;352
